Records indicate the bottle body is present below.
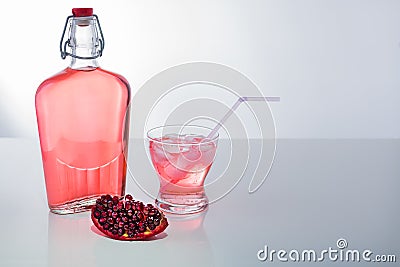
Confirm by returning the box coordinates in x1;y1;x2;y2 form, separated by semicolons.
36;67;130;214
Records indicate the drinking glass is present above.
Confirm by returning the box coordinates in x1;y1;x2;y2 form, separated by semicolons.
147;125;218;214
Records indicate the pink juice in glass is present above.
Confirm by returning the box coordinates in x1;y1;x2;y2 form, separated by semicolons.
148;129;218;214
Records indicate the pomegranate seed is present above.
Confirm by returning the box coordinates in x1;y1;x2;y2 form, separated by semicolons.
93;210;101;218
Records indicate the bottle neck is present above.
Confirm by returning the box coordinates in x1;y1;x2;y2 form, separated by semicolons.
70;55;99;70
69;16;100;70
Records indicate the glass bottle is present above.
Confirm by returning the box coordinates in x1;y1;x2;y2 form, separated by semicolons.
35;8;131;214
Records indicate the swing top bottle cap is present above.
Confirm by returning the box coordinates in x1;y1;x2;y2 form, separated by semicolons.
72;8;93;17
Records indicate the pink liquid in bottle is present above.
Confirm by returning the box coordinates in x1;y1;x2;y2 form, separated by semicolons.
35;9;131;214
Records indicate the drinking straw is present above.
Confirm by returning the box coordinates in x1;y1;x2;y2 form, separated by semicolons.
207;96;280;138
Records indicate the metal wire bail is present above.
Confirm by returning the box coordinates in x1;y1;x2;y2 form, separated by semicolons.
59;14;105;60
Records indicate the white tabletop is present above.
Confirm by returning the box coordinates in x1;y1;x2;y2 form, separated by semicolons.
0;138;398;266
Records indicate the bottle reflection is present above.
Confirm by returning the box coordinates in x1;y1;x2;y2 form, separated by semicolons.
48;212;96;267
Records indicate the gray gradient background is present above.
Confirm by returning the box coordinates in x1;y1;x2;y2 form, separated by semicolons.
0;0;399;138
